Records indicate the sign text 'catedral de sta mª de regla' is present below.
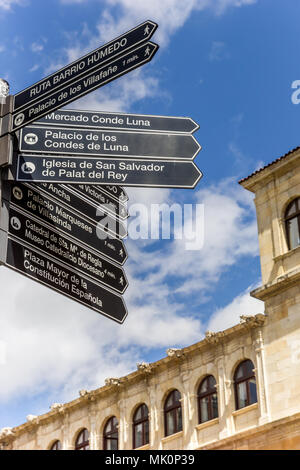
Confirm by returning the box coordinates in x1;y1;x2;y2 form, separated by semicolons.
0;20;203;323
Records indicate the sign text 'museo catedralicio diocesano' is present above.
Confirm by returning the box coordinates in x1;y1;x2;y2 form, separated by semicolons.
6;206;128;294
0;236;127;323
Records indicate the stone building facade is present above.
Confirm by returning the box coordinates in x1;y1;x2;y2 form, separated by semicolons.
1;146;300;450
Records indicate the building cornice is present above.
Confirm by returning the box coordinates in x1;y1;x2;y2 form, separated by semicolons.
0;313;267;444
239;148;300;193
251;268;300;301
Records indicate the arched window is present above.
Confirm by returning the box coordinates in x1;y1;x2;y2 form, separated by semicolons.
103;417;118;450
285;198;300;250
133;404;149;449
234;360;257;410
75;428;89;450
50;440;62;450
198;375;218;424
164;389;182;437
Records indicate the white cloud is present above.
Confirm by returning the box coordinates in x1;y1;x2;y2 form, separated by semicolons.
0;0;25;10
29;64;40;73
0;179;259;409
31;42;44;53
47;0;258;113
209;41;230;61
207;286;264;332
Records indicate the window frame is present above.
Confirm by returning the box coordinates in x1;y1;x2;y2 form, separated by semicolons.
50;440;62;450
75;428;89;450
164;389;182;437
103;416;119;450
197;375;218;424
234;360;257;410
285;198;300;250
132;404;149;449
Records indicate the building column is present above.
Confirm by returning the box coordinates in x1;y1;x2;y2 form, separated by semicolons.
117;398;129;449
61;413;72;450
89;407;99;450
148;382;161;449
254;329;270;425
180;371;197;449
217;356;233;439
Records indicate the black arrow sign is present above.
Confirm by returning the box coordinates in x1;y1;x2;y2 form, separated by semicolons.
15;155;203;189
6;206;128;294
20;125;201;160
98;185;128;203
5;182;127;265
37;109;199;134
1;236;127;323
12;42;159;132
13;20;158;112
63;183;129;220
27;182;128;239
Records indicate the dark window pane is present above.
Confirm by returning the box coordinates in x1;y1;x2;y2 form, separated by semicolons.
237;381;248;409
212;394;218;419
145;420;149;445
208;376;216;389
249;378;258;404
200;397;209;423
174;390;181;403
288;217;300;249
135;423;143;448
106;438;118;450
235;365;244;379
200;378;208;393
176;407;182;432
135;407;142;421
166;411;175;436
243;360;254;376
287;201;297;216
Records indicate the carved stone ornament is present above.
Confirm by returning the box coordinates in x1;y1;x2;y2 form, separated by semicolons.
50;403;64;411
0;427;14;439
240;313;266;328
79;389;88;397
105;378;122;387
166;348;184;358
205;331;225;344
26;415;37;422
137;362;153;374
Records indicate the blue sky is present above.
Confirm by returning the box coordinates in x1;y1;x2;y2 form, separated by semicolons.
0;0;299;429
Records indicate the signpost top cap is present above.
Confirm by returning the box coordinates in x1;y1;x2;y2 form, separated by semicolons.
0;79;9;98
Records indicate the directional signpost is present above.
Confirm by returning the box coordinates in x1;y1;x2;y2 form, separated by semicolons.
36;109;199;134
0;233;127;323
0;19;205;323
19;125;201;160
11;41;158;132
27;181;128;239
13;155;202;188
3;205;128;295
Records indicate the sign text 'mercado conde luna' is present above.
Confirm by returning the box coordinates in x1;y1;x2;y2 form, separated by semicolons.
12;42;159;132
0;235;127;323
5;205;128;294
20;126;201;160
13;20;157;112
15;155;203;189
27;182;128;239
37;109;199;134
5;182;127;265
